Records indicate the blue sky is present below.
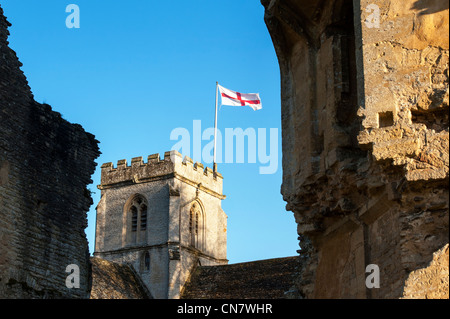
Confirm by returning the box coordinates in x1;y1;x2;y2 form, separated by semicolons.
2;0;298;264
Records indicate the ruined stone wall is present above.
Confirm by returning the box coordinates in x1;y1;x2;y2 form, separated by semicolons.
0;5;100;298
262;0;448;298
357;0;449;181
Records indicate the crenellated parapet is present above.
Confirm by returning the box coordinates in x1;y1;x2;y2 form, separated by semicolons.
98;150;224;199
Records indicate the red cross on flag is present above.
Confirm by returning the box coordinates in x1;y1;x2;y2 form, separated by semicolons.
218;84;262;111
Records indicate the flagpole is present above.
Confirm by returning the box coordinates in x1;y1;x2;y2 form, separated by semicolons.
213;81;219;172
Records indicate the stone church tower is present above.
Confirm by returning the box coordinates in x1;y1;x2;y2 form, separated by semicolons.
94;150;228;299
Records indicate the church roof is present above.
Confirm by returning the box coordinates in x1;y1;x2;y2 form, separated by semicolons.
181;256;300;299
90;257;152;299
90;256;300;299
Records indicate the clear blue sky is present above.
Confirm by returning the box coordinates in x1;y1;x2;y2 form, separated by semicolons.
2;0;298;264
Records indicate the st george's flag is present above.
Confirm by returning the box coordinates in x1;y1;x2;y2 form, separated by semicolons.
218;84;262;111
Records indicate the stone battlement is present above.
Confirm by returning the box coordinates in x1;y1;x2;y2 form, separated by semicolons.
98;150;224;198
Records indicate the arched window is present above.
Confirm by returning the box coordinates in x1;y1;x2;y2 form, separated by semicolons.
139;251;150;273
131;206;138;232
140;204;147;231
125;194;148;245
189;201;204;250
144;251;150;270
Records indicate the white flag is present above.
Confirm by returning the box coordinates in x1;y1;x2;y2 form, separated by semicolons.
218;84;262;111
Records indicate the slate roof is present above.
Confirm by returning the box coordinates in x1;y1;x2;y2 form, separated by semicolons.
181;256;300;299
90;257;152;299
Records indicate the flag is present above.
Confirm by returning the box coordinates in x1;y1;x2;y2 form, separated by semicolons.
218;84;262;111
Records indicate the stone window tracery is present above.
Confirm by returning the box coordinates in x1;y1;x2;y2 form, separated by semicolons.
189;201;204;250
130;196;147;232
125;194;148;245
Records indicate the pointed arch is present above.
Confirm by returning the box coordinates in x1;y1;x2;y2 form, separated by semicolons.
140;250;150;273
123;193;148;246
189;199;205;251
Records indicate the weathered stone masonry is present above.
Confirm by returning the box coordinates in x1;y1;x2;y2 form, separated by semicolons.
262;0;448;298
0;5;100;298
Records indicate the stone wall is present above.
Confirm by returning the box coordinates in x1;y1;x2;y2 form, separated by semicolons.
0;5;100;298
262;0;448;298
357;0;449;181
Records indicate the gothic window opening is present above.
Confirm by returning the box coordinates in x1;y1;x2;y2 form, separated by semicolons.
189;208;195;247
189;210;193;237
195;211;199;236
144;251;150;272
139;251;150;273
126;194;148;245
140;204;147;231
131;206;138;232
189;201;204;250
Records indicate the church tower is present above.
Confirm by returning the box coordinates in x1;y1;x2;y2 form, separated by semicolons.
94;150;228;299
